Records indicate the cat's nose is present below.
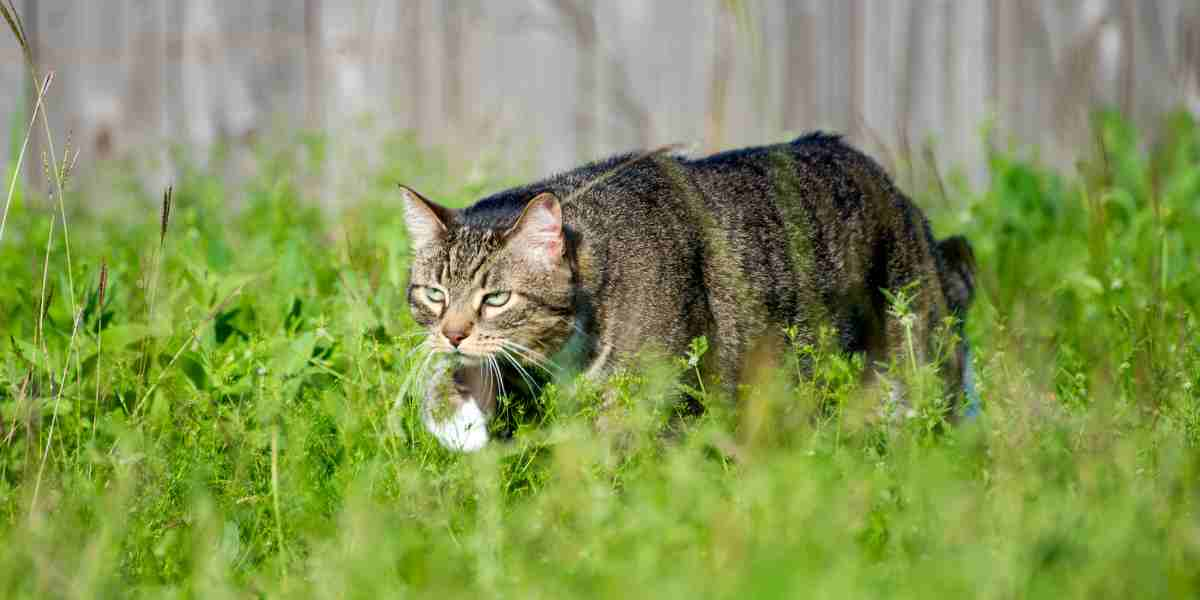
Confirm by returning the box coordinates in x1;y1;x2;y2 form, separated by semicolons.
443;327;470;348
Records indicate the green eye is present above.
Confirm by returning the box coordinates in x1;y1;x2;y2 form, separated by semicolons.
425;287;445;303
483;291;511;307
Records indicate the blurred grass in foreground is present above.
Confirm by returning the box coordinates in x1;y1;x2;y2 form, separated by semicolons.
0;112;1198;598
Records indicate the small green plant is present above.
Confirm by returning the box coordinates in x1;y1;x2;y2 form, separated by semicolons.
677;335;710;397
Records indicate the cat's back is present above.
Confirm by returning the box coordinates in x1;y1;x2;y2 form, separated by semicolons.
683;132;896;215
682;131;926;280
460;153;693;230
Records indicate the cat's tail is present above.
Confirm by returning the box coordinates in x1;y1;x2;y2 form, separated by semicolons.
937;235;976;315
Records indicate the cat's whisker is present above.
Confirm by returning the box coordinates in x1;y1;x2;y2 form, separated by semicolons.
400;343;437;400
477;361;486;400
506;340;555;364
506;351;553;380
504;353;540;396
418;350;441;394
400;345;436;396
498;342;541;368
498;348;540;395
489;355;507;401
501;340;558;374
484;357;494;400
395;334;432;355
502;349;555;381
398;338;431;364
397;366;418;400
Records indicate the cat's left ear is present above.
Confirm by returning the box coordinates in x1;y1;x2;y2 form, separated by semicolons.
505;192;563;267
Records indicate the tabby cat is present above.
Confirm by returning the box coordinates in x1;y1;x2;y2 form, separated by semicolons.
399;133;977;451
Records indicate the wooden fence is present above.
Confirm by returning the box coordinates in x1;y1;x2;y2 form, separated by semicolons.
2;1;1198;204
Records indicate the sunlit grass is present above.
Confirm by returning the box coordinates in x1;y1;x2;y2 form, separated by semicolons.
0;111;1198;598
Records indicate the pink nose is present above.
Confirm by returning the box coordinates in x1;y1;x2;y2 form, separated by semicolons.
444;330;468;347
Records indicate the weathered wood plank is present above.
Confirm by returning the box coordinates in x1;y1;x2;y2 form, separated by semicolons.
0;8;23;185
5;0;1196;199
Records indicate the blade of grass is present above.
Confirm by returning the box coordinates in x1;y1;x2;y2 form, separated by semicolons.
0;71;51;244
34;216;54;356
271;426;288;578
40;93;79;319
0;1;31;66
30;304;84;518
91;260;107;455
1;372;31;447
138;187;174;382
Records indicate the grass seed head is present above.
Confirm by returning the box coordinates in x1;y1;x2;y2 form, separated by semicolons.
97;259;108;309
160;186;173;246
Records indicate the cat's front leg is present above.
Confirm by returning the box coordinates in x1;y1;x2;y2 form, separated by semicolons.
421;359;496;452
580;347;634;435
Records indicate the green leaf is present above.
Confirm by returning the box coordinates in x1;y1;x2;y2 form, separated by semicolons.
270;331;316;377
178;351;209;391
98;324;157;350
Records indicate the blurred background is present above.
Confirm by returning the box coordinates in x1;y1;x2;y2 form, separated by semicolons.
3;0;1199;205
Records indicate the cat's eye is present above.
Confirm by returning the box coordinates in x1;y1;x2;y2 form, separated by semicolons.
482;291;511;307
424;287;445;303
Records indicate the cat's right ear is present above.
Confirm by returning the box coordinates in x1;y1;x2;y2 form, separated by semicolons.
505;192;563;268
399;185;453;249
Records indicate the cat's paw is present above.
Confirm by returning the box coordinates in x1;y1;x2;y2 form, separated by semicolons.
424;398;490;452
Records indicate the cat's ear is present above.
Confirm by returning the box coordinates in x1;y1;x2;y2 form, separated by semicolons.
505;192;563;267
399;185;453;249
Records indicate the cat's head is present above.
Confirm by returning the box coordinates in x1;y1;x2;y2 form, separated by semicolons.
400;185;575;367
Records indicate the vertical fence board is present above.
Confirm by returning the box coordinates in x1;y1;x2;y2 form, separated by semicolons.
0;11;23;186
2;0;1196;200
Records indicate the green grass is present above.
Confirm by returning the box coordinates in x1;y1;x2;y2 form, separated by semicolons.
0;112;1198;598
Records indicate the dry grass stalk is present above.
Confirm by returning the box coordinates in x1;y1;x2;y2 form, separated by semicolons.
160;186;173;248
30;305;85;518
0;72;52;245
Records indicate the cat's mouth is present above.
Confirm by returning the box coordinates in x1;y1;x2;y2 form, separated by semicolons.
435;337;504;363
431;334;541;368
453;352;485;366
438;348;490;367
